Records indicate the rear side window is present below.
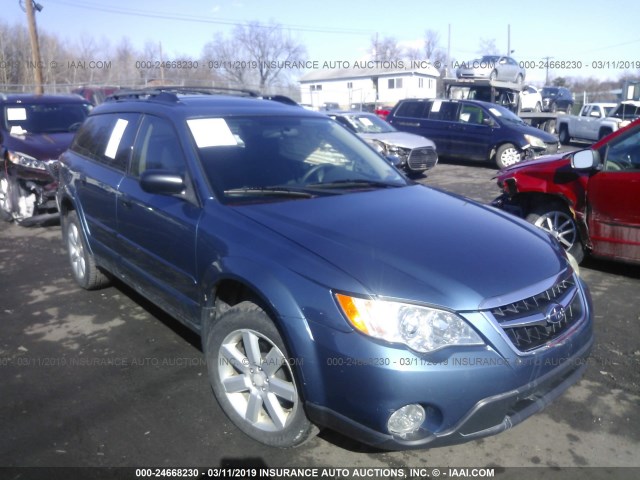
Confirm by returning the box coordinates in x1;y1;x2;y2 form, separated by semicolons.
428;101;459;121
71;113;139;172
394;101;430;118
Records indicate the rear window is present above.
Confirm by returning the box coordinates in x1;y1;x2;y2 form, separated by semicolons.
71;113;139;172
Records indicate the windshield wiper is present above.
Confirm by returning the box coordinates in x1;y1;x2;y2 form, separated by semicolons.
308;179;405;190
224;185;340;199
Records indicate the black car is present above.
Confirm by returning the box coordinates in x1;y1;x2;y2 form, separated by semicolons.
1;93;91;224
541;86;574;113
387;98;559;169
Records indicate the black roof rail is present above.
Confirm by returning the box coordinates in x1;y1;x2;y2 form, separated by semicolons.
260;95;300;107
106;86;260;103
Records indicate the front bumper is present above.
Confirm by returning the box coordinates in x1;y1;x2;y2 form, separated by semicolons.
300;278;593;450
306;335;592;449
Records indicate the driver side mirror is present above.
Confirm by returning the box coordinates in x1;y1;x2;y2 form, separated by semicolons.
140;170;185;195
571;149;600;170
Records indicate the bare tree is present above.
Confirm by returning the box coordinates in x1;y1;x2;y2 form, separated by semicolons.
478;38;500;55
203;21;306;94
370;34;404;62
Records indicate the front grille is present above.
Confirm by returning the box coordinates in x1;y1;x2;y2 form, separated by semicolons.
490;276;584;352
407;147;438;172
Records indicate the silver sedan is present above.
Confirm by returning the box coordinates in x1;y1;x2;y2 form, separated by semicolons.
456;55;525;84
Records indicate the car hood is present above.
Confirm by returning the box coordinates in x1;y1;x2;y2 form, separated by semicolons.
235;185;566;311
502;121;558;143
499;151;569;174
358;131;435;149
6;131;74;160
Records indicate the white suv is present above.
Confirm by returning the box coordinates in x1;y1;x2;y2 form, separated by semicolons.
520;85;543;112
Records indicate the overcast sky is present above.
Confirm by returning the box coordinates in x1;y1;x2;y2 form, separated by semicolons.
5;0;640;84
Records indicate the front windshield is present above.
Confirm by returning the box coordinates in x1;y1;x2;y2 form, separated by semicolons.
480;55;500;64
610;103;640;120
486;104;526;125
541;88;558;97
188;115;408;203
3;103;91;134
341;114;396;134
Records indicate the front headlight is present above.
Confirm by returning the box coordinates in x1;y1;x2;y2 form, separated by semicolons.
8;151;47;171
524;134;546;149
335;293;484;353
370;139;388;155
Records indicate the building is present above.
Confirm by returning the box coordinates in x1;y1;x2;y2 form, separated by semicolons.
299;63;440;109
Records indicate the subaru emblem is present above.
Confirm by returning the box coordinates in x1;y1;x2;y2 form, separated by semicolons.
546;304;567;325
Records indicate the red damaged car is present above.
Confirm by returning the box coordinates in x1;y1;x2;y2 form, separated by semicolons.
493;118;640;265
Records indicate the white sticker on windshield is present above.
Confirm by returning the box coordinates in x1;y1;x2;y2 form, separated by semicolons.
10;125;27;135
359;117;374;126
7;108;27;121
187;118;238;147
431;100;442;113
489;108;502;117
104;118;129;159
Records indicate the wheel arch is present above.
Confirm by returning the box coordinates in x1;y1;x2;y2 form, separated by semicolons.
509;191;590;248
198;258;334;405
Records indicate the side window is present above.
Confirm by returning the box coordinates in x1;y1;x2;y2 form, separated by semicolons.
459;104;485;125
71;113;139;172
428;101;459;121
394;101;428;119
602;126;640;172
131;115;186;178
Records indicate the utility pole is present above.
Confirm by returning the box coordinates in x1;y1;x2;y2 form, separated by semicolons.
543;56;554;85
25;0;44;94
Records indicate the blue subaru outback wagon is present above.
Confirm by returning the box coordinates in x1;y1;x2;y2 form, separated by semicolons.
57;88;593;449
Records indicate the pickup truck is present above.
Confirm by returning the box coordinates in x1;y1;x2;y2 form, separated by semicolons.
557;101;640;144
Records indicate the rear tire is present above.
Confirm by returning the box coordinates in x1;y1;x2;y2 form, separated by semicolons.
64;211;110;289
526;204;584;263
558;125;570;145
205;301;318;448
598;128;613;140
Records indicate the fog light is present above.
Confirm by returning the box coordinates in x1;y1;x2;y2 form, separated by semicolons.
387;404;425;437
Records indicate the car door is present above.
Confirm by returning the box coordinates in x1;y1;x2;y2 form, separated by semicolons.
582;106;604;141
66;113;140;259
447;102;492;160
116;114;202;322
424;100;459;156
587;125;640;262
497;57;516;81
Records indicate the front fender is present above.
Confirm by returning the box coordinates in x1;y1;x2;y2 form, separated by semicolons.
198;255;348;406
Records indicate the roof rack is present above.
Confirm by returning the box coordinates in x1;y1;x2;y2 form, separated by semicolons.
106;86;260;103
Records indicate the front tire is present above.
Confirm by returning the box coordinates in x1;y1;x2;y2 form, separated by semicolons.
64;211;110;289
495;143;522;169
526;205;584;263
205;301;318;448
